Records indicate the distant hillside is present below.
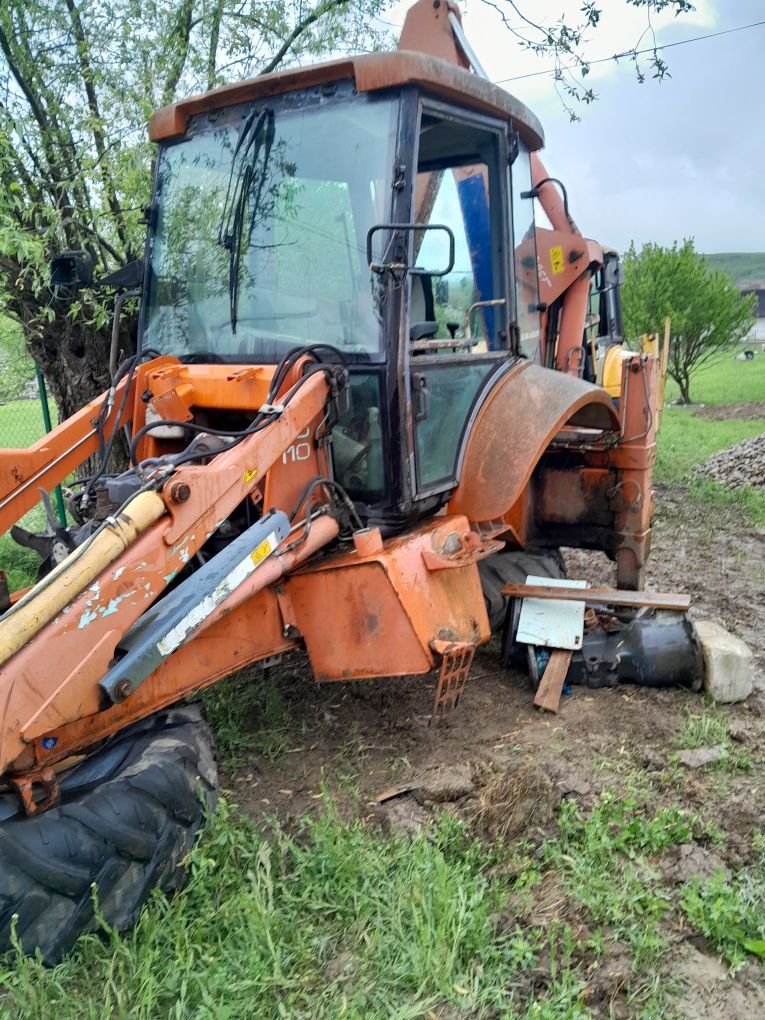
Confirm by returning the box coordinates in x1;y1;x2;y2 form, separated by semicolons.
703;252;765;288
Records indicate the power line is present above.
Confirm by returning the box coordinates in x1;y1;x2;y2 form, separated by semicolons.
494;18;765;84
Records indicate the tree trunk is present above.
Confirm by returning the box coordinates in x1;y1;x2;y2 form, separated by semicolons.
22;302;136;473
677;376;692;405
27;315;112;423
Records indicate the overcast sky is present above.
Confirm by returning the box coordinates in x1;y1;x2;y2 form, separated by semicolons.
381;0;765;254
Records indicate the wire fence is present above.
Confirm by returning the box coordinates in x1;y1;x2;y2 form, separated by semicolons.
0;320;67;528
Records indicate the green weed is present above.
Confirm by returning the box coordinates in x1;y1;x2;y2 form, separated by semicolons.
674;707;753;772
0;802;541;1019
544;795;692;971
200;670;290;768
681;856;765;971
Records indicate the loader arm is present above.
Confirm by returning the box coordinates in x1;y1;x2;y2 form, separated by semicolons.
0;374;136;535
0;360;338;780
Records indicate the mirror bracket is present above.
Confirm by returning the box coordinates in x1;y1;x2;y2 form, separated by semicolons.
366;223;455;277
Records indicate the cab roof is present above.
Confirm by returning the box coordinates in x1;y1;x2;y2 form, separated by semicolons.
148;50;544;151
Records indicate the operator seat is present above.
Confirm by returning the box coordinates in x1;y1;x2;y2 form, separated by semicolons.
409;273;438;342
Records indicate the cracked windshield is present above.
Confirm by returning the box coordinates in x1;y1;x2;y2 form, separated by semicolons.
146;93;397;361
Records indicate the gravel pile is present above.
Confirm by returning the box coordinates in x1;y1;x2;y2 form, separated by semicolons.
695;433;765;491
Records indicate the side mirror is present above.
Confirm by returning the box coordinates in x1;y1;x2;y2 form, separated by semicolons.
50;250;94;299
366;223;455;277
602;254;624;288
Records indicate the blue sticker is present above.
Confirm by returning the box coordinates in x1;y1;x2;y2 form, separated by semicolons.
42;736;58;750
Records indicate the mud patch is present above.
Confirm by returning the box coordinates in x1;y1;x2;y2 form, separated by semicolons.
671;943;765;1019
693;401;765;422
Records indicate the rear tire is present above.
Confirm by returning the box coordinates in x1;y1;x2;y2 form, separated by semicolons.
0;704;218;964
479;547;566;632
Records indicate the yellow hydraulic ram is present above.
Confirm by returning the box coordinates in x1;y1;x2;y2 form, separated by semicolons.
0;490;166;669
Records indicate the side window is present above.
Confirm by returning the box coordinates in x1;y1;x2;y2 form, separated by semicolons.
332;373;386;503
511;142;541;359
410;114;506;353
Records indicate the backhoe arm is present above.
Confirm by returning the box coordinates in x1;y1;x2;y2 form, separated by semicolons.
0;364;335;779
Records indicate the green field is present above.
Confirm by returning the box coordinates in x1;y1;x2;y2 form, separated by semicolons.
656;355;765;524
703;252;765;287
0;399;60;590
0;398;50;449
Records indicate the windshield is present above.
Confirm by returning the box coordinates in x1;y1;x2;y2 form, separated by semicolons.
144;88;397;362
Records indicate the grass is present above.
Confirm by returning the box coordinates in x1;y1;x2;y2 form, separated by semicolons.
656;356;765;525
0;398;53;450
0;803;551;1019
0;396;62;592
672;705;753;773
681;835;765;971
1;793;735;1019
1;791;749;1018
200;670;291;769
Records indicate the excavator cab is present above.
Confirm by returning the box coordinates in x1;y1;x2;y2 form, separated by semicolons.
142;40;545;531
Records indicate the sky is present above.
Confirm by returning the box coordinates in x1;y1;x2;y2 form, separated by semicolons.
378;0;765;254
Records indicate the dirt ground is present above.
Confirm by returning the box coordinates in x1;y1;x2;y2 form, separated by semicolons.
692;401;765;422
222;481;765;1018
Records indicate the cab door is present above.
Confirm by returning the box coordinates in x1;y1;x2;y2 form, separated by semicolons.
406;103;514;500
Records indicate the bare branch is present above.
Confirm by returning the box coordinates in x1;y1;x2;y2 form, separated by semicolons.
259;0;349;76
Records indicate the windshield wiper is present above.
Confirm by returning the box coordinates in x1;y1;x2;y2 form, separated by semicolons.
217;107;275;333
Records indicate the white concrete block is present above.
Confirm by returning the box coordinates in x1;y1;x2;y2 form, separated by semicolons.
693;620;754;704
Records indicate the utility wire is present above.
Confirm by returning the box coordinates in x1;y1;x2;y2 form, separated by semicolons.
494;18;765;84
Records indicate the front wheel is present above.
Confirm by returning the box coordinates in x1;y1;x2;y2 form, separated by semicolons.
0;704;218;964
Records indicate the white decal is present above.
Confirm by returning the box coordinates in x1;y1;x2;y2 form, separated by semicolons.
156;531;278;656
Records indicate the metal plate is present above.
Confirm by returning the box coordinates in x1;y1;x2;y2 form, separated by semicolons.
515;575;587;651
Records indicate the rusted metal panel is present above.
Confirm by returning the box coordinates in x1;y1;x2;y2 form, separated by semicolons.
149;52;544;149
287;516;491;681
448;361;620;525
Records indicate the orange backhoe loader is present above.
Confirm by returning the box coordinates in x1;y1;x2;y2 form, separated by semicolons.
0;0;665;961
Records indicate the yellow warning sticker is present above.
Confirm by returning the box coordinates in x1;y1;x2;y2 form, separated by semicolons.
244;467;258;483
550;245;565;275
250;534;275;567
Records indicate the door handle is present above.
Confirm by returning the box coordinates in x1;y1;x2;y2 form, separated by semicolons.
412;373;430;422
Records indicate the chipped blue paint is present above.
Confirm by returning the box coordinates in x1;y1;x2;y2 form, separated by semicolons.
164;570;178;584
112;566;126;581
78;608;97;629
97;590;137;618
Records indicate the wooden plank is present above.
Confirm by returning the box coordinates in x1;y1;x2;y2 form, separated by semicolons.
501;584;690;612
533;648;573;714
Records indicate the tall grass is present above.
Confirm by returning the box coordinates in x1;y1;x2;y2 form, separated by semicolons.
2;794;739;1019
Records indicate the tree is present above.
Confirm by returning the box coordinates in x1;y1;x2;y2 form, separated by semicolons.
479;0;693;118
0;0;387;423
622;240;756;404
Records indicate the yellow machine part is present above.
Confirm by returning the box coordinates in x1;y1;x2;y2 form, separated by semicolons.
0;491;166;669
601;345;633;398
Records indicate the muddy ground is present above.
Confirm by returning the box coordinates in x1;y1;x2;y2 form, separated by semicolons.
220;481;765;1018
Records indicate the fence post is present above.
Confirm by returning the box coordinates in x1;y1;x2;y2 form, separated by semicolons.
34;365;67;527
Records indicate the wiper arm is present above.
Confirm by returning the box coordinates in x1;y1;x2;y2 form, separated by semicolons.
217;107;275;334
